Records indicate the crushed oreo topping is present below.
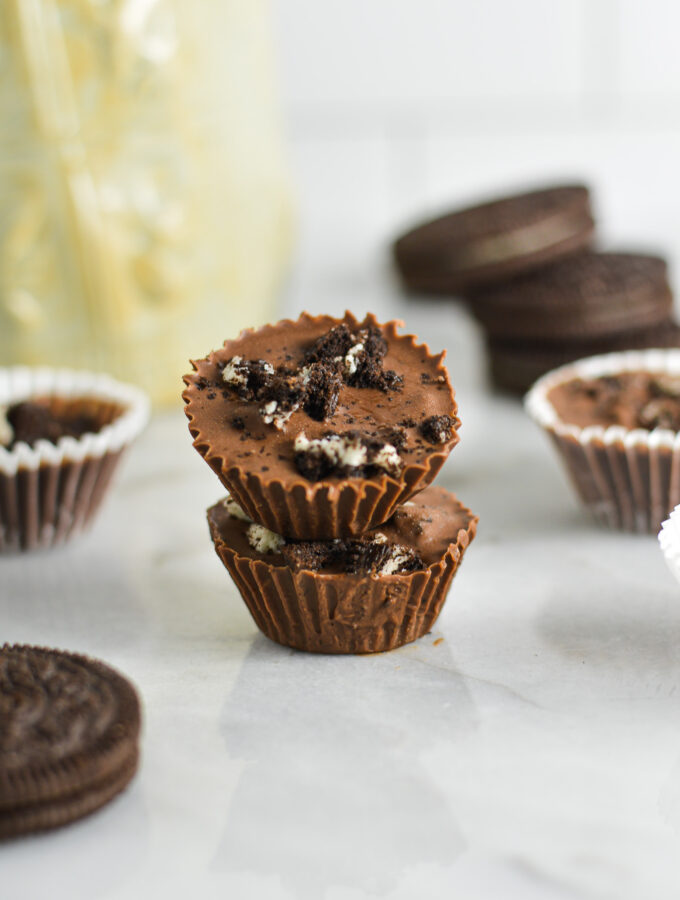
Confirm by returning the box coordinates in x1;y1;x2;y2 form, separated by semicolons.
218;322;406;433
222;496;252;522
293;430;404;481
221;357;275;400
280;533;423;575
247;523;285;554
638;398;680;431
300;362;342;421
303;324;402;392
649;374;680;399
419;415;456;444
219;496;424;575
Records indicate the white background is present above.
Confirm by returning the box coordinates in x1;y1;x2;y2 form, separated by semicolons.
272;0;680;291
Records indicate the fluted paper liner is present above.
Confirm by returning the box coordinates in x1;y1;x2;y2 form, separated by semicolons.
659;505;680;586
525;349;680;533
183;312;459;540
208;502;477;655
0;368;149;552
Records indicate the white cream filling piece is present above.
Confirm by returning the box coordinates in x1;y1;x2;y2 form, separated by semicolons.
247;522;285;554
380;549;412;575
222;495;252;522
222;356;246;386
260;399;295;431
294;432;368;468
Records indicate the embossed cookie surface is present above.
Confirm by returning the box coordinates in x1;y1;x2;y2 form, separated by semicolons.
0;644;141;838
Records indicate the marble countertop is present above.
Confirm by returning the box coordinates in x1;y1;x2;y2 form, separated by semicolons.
3;290;680;900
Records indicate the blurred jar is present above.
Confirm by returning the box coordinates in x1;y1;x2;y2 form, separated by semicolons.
0;0;293;405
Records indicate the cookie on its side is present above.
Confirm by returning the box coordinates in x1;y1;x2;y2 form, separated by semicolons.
207;486;477;654
0;645;141;839
487;321;680;395
470;252;672;341
393;184;594;296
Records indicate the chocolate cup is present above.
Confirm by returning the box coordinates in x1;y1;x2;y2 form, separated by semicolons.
0;368;149;552
207;494;478;655
525;349;680;533
183;312;459;540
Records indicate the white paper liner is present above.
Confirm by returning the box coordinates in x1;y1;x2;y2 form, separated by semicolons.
0;367;149;551
659;505;680;586
524;349;680;533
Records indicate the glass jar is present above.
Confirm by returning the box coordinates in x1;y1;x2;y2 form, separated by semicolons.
0;0;293;405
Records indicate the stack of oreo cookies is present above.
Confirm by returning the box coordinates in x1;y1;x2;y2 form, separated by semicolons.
393;185;679;393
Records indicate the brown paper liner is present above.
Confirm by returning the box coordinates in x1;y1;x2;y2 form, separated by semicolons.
209;510;477;655
0;450;124;552
525;349;680;533
184;312;459;540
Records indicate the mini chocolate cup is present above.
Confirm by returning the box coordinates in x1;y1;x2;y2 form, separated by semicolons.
0;368;149;552
659;505;680;587
183;312;459;540
207;496;477;655
525;349;680;534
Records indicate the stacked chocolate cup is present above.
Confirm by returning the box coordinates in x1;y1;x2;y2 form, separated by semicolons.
183;312;478;654
393;184;680;394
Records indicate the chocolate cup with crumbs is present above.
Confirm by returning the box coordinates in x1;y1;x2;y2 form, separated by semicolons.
183;312;460;540
207;485;478;654
525;349;680;533
0;368;149;552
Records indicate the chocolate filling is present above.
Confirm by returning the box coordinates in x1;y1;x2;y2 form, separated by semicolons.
548;371;680;431
419;415;456;444
2;401;104;450
207;485;475;574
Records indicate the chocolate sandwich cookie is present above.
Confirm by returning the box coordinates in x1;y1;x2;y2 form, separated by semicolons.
470;253;672;341
0;645;141;838
207;485;478;654
487;321;680;394
393;185;594;295
525;349;680;532
183;312;460;540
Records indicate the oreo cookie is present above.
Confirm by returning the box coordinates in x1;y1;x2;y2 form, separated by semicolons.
0;644;141;838
471;252;672;341
393;184;594;295
487;321;680;395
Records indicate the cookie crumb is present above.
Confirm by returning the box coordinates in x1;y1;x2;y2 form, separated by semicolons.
419;415;456;444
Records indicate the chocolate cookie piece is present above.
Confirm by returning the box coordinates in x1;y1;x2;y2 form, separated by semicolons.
393;185;594;295
184;312;460;540
207;485;478;654
471;253;672;341
487;320;680;395
0;645;141;838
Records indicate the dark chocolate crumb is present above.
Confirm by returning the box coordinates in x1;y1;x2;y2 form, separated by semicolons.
419;415;456;444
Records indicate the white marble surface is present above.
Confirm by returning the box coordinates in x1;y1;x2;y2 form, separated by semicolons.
3;286;680;898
